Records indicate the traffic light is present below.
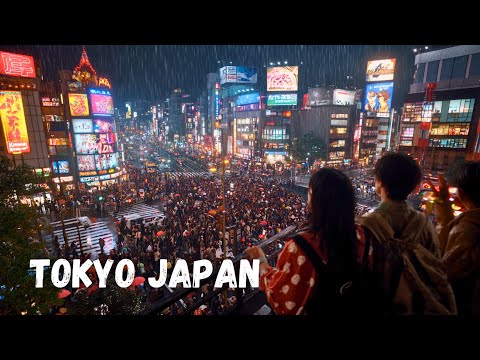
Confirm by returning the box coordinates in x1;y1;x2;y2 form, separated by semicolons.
98;196;104;201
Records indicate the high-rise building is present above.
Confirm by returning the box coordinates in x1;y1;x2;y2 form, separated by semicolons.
0;50;50;173
207;72;220;138
39;79;74;194
168;89;183;140
59;48;122;190
398;45;480;172
293;102;357;165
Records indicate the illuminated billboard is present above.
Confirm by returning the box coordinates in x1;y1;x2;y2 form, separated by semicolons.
308;88;332;106
73;119;93;133
0;51;36;78
126;102;132;119
333;89;356;106
75;134;98;154
267;66;298;92
364;82;394;114
97;133;116;154
220;66;238;85
68;93;89;116
89;89;114;115
366;59;396;82
0;91;31;154
236;67;258;84
77;155;96;171
53;161;70;174
95;153;118;170
94;118;115;133
267;93;297;106
41;97;60;107
236;92;260;106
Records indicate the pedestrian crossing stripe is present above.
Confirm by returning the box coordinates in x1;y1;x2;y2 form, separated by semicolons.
168;171;212;179
115;203;163;221
46;220;115;255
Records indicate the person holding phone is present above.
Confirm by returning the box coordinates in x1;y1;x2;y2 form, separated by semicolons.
429;162;480;316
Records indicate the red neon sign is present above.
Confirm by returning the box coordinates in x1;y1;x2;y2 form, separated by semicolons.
0;51;36;78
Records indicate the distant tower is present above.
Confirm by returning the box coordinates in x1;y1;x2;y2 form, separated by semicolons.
72;46;98;86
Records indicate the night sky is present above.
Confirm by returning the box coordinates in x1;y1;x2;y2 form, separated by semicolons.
2;45;439;108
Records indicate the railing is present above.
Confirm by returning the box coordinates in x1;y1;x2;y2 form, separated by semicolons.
141;225;298;315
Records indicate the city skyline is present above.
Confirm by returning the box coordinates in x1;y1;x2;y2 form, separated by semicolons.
4;45;424;107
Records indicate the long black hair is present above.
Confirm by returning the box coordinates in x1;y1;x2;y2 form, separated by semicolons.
307;168;357;276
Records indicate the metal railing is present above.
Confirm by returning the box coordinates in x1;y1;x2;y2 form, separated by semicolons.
141;225;298;315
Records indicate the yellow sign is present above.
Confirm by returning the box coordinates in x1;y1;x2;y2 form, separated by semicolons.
0;91;31;154
68;93;89;116
98;77;111;88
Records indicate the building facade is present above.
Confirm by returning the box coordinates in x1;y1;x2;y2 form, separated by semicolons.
399;45;480;172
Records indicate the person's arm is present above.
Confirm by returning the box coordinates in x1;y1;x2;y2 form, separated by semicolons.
246;240;316;315
441;222;480;282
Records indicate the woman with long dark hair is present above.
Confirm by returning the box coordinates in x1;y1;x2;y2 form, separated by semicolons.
247;168;365;315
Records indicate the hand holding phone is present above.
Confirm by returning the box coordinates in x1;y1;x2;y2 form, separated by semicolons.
427;174;454;225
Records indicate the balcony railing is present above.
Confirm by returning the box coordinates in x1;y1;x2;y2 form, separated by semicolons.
141;225;298;315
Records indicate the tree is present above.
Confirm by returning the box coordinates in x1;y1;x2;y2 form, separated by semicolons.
67;277;146;315
291;131;327;163
0;155;61;315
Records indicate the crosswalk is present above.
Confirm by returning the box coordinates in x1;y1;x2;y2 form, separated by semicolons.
114;203;163;222
167;171;213;179
46;217;115;256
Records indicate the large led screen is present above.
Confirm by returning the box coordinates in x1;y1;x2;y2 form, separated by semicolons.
89;89;114;115
72;119;93;133
94;118;115;133
75;134;98;154
95;153;118;170
53;161;70;174
267;66;298;92
77;155;96;171
364;82;394;114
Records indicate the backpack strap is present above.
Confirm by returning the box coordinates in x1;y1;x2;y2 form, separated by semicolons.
291;233;370;274
290;234;327;276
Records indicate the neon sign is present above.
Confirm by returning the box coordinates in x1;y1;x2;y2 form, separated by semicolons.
0;51;36;78
98;77;111;88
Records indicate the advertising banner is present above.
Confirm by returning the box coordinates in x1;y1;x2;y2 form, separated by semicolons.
53;161;70;174
220;66;237;85
236;67;257;84
0;51;36;78
126;102;132;119
90;91;114;115
75;134;98;154
333;89;356;106
267;66;299;92
95;152;118;170
0;91;31;154
363;82;394;114
41;97;60;107
68;93;89;116
77;155;96;171
94;118;115;133
366;59;396;82
73;119;93;133
236;92;260;106
267;93;297;106
308;88;332;106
